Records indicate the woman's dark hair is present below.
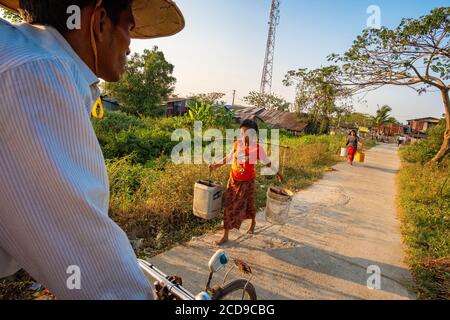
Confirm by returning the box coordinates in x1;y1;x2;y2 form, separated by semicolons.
19;0;132;34
240;119;259;134
350;129;357;135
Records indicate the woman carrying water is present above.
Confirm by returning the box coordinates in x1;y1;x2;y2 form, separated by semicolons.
209;120;283;246
346;130;359;166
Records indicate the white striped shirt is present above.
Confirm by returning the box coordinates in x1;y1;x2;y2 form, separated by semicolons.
0;18;154;300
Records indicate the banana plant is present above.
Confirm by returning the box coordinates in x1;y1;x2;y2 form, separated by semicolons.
186;101;217;127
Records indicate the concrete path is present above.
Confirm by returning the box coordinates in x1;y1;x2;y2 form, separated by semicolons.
149;144;416;300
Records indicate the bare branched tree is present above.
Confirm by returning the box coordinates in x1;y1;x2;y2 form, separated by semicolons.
329;7;449;162
284;66;353;134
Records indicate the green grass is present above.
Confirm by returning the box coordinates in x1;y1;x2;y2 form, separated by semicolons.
400;120;446;165
397;120;449;300
398;160;450;300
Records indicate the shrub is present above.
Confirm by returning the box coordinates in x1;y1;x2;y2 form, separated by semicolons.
92;111;178;164
401;120;446;164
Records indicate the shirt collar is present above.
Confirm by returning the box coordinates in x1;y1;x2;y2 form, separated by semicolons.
46;26;99;87
19;23;99;87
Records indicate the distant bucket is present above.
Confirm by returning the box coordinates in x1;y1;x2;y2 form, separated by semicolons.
265;187;293;225
356;152;365;163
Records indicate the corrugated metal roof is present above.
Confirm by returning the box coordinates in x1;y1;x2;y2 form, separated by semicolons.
165;97;189;103
235;107;308;132
407;117;440;123
236;107;265;118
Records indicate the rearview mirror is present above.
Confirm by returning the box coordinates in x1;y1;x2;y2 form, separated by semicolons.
208;250;229;273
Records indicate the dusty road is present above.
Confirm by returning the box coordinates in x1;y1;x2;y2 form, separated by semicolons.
149;143;416;300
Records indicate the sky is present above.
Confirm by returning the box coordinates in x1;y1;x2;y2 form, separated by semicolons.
130;0;449;124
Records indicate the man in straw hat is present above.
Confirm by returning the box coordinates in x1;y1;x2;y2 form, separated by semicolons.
0;0;184;299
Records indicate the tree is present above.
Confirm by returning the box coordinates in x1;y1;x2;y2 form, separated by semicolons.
284;66;353;134
188;92;226;106
103;47;176;117
329;7;450;162
374;105;398;131
243;91;290;111
338;112;375;128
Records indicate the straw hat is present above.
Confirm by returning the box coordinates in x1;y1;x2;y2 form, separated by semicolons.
0;0;185;39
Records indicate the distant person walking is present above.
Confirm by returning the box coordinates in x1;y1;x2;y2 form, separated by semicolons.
346;130;359;166
397;136;404;147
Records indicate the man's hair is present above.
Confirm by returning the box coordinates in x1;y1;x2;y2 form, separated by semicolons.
19;0;132;33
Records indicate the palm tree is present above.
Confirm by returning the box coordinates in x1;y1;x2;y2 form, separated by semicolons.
374;105;397;133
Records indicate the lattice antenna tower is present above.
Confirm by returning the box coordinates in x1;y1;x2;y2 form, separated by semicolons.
260;0;281;95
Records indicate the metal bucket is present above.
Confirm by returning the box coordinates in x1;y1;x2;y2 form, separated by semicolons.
193;180;223;220
340;147;348;157
265;187;293;225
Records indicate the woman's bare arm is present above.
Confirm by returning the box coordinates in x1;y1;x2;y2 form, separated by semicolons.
209;149;234;171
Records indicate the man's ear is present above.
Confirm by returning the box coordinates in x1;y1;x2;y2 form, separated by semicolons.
93;7;109;42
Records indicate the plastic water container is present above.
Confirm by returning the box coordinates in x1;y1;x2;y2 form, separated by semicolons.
340;147;348;157
265;187;293;225
193;180;223;220
356;152;365;163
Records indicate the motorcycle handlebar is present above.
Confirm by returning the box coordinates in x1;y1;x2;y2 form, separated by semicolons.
138;259;196;301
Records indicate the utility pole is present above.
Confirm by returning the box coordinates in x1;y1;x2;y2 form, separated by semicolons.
260;0;281;95
232;90;236;107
